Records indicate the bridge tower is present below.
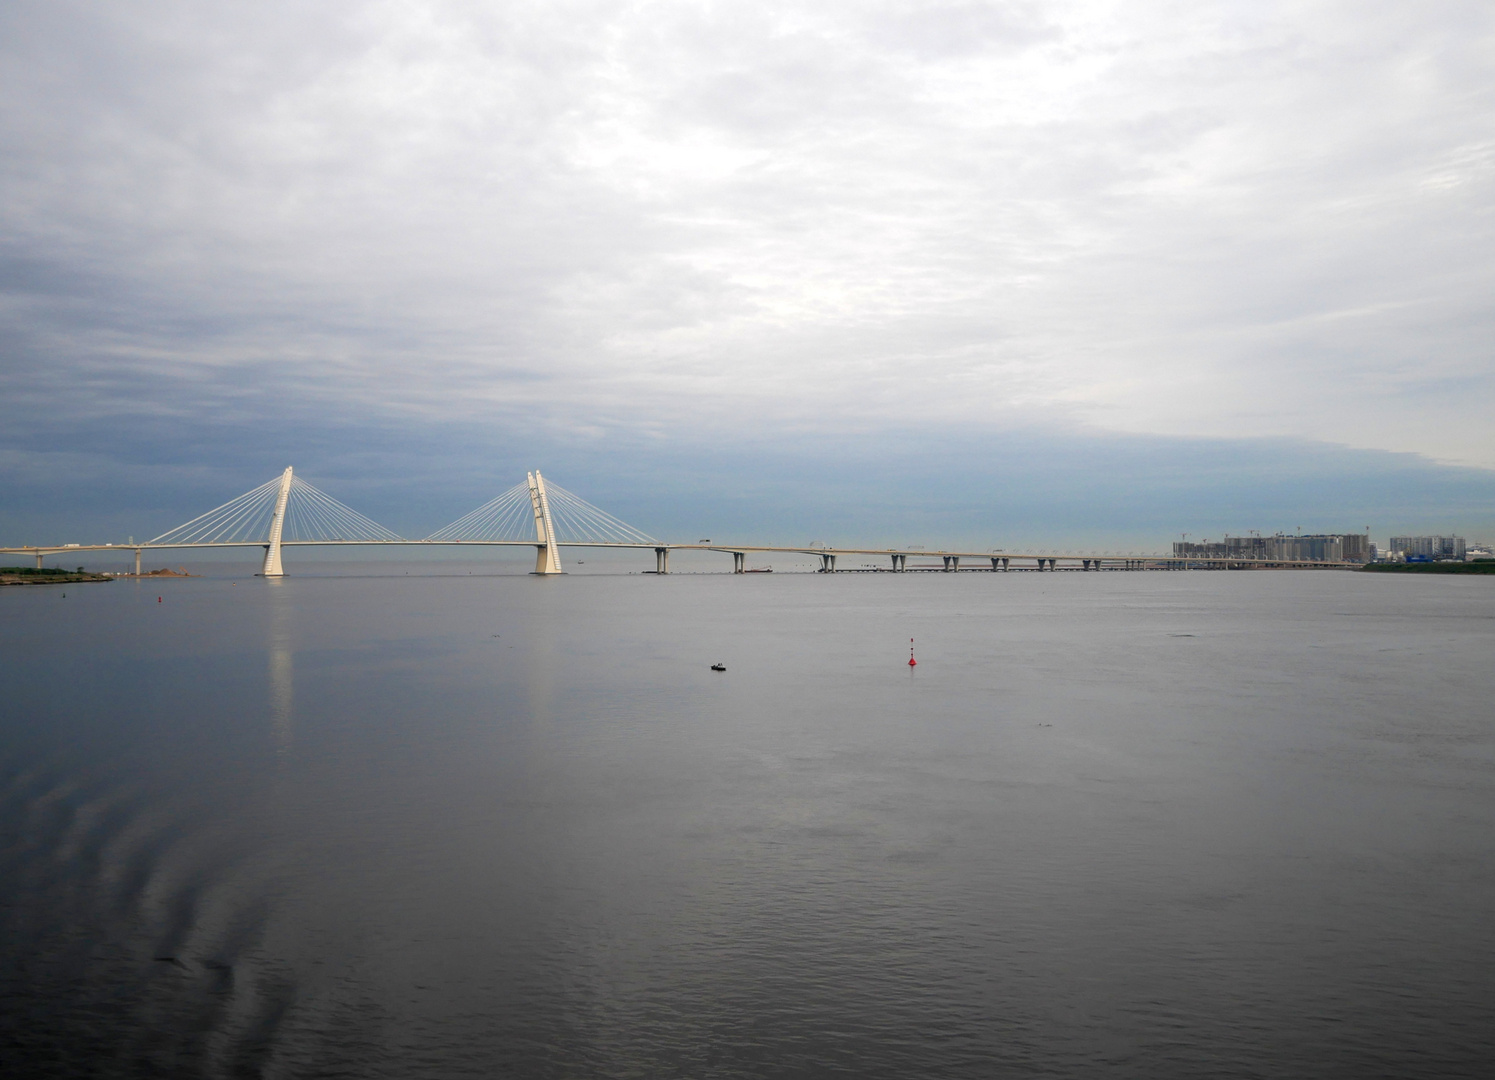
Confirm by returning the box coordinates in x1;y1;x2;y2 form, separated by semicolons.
528;471;563;575
261;466;293;577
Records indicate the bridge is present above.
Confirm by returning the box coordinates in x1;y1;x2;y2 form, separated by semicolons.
2;468;1355;575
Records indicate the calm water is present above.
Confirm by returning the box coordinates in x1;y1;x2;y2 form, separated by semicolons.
3;566;1493;1078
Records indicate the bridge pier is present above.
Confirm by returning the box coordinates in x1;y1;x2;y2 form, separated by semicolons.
135;549;142;576
819;552;836;572
941;555;960;572
891;553;906;571
36;552;44;569
655;547;670;574
732;551;744;573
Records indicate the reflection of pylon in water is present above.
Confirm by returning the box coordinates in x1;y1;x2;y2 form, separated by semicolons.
908;638;917;667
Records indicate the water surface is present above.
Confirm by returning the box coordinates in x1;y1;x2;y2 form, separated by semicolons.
3;567;1493;1077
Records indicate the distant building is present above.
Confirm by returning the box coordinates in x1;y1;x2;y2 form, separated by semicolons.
1387;536;1466;561
1172;533;1371;563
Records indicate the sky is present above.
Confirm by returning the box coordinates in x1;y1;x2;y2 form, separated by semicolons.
3;0;1493;549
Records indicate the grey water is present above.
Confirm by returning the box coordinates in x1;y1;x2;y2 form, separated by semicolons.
3;565;1493;1078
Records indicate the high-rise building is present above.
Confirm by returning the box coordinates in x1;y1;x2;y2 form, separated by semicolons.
1387;536;1466;561
1171;533;1371;563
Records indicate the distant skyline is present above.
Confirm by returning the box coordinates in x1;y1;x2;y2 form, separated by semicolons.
3;2;1493;545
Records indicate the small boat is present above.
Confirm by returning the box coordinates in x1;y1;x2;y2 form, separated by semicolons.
710;663;726;672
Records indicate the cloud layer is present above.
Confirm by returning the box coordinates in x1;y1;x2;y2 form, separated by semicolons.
3;1;1493;543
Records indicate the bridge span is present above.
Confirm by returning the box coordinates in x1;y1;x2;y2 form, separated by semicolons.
2;468;1356;576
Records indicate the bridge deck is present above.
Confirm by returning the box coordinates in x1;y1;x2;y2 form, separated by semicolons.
0;540;1355;568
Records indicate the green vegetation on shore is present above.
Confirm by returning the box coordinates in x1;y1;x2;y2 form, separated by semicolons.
1360;561;1495;575
0;567;112;585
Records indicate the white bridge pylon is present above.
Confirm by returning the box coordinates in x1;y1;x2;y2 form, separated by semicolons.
428;471;657;574
529;471;561;575
137;468;656;576
146;466;403;576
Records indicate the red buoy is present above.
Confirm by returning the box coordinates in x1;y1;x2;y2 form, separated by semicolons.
158;596;162;603
908;637;917;666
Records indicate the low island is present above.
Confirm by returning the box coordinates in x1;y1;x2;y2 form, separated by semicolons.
1;567;113;586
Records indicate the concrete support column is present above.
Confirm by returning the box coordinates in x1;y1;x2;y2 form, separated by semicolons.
135;549;142;576
1002;558;1009;571
991;557;1001;571
950;556;960;572
655;547;670;574
892;554;905;571
819;552;836;572
732;551;745;573
36;552;44;569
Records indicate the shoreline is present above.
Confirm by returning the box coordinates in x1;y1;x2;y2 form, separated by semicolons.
1360;562;1495;575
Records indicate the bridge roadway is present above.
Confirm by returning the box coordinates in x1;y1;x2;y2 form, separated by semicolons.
1;540;1355;573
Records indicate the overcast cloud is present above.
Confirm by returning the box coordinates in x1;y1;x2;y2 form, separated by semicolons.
2;1;1493;544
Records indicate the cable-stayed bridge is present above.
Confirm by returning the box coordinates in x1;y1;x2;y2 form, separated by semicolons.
2;467;1354;574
